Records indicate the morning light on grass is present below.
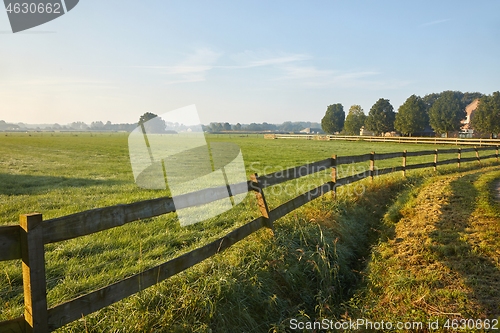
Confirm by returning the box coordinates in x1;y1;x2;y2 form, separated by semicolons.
1;132;499;332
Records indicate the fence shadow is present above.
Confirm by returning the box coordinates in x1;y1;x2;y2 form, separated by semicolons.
0;173;125;196
429;172;500;316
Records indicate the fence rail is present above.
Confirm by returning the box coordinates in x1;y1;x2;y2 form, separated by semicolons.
1;146;499;332
265;134;500;146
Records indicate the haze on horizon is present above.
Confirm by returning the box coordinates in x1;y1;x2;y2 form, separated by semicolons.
1;1;499;125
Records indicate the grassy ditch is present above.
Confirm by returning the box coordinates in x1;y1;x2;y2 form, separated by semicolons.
348;166;500;332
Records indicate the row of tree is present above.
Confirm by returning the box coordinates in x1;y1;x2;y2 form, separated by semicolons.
321;91;499;137
203;121;322;133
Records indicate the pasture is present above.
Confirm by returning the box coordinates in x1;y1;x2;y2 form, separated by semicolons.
0;132;497;332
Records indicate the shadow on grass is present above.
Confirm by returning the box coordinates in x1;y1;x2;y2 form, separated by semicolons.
429;172;500;317
0;173;125;196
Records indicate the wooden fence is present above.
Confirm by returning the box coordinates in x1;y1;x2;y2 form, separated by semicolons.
265;134;500;146
0;146;499;332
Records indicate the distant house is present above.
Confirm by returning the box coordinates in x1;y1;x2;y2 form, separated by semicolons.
460;99;479;137
359;126;375;136
300;127;324;134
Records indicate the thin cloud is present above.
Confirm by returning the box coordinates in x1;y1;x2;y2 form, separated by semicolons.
275;64;379;84
134;48;222;84
419;19;451;27
225;51;310;69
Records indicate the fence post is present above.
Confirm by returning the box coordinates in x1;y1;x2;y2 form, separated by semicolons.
331;154;337;197
250;174;273;233
370;152;375;180
402;150;407;177
475;146;481;165
496;145;499;162
20;213;48;333
434;149;438;171
457;148;461;169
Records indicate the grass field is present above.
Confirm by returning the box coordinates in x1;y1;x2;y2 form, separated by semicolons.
0;132;498;332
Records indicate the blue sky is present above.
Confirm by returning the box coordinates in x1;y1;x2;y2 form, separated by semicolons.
1;0;499;125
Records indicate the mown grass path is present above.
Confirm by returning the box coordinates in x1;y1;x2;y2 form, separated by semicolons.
353;167;500;331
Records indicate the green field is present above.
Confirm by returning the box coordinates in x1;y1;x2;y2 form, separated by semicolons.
0;132;498;332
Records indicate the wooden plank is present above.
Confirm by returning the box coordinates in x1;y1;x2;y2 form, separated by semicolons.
336;171;369;186
374;152;403;160
476;146;497;152
438;148;459;154
250;174;273;231
47;216;267;331
20;214;48;333
43;179;254;244
336;153;372;165
481;153;498;160
437;158;458;166
256;158;332;189
405;150;436;157
405;162;436;170
0;316;25;333
268;182;332;222
43;196;176;244
459;156;479;163
376;166;403;176
0;225;22;261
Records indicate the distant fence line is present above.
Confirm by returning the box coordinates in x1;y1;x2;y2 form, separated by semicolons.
264;134;500;146
0;146;499;332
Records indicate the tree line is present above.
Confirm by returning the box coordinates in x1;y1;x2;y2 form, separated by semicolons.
321;91;500;137
202;121;322;133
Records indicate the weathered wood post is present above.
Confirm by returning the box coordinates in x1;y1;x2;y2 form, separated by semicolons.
402;150;407;177
20;213;48;333
250;174;273;233
475;146;481;165
369;152;375;180
331;154;337;197
434;149;438;171
457;148;461;169
496;145;499;162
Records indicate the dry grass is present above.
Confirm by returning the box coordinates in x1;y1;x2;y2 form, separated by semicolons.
350;166;500;330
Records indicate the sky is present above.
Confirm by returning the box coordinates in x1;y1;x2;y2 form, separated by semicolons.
1;0;500;125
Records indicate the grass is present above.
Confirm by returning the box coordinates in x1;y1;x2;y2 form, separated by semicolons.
0;132;499;332
348;166;500;331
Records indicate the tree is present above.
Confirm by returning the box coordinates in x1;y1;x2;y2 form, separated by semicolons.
365;98;395;135
70;121;89;131
428;91;466;137
138;112;166;133
233;123;242;131
223;122;232;131
394;95;428;136
321;104;345;134
343;105;366;135
470;92;500;138
90;121;104;130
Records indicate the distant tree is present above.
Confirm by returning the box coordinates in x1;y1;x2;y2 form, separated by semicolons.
233;123;242;131
470;92;500;138
138;112;165;133
394;95;428;136
209;122;223;132
428;91;466;137
321;104;345;134
343;105;366;135
70;121;89;131
90;121;104;130
223;122;232;131
365;98;395;135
